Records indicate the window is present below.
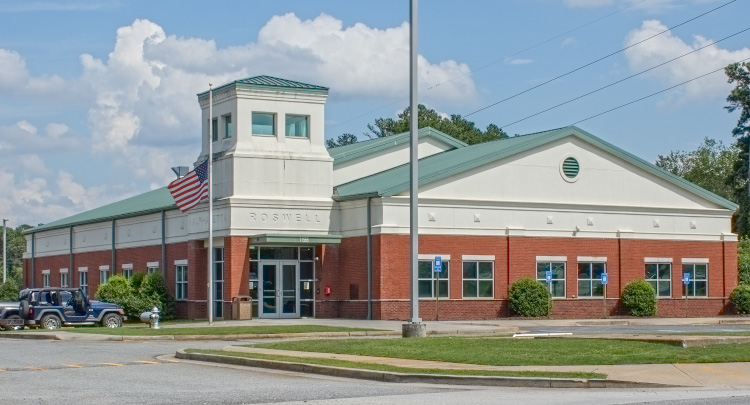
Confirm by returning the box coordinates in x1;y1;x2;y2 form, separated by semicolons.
577;262;606;297
646;262;672;297
462;261;493;298
213;248;224;318
285;114;308;138
418;259;449;298
211;118;218;141
122;265;133;280
60;270;69;288
683;263;707;297
252;112;275;135
299;247;315;317
42;271;50;287
249;247;259;318
176;264;188;300
99;267;110;284
79;270;88;296
224;114;232;138
148;266;159;275
536;260;566;298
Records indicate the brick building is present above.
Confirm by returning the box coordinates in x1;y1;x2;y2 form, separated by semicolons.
23;76;738;320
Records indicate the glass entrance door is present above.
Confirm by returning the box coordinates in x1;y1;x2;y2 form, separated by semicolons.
259;261;299;318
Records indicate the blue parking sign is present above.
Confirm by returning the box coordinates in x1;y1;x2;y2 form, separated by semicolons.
683;273;690;285
545;271;552;283
433;256;442;273
601;273;608;285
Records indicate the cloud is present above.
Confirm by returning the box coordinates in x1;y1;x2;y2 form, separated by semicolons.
623;20;750;102
507;58;534;65
0;48;70;99
561;37;577;48
0;120;82;155
563;0;704;13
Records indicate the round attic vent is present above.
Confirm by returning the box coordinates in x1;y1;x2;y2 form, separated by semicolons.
561;157;580;180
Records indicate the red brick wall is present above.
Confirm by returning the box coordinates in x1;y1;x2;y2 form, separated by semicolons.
316;234;738;320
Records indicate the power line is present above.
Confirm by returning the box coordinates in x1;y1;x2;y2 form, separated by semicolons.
571;57;750;126
324;0;651;133
500;26;750;129
464;0;737;118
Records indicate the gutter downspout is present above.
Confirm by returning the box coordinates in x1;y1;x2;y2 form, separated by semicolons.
111;219;116;273
69;226;73;286
31;233;35;288
367;197;372;320
161;210;166;277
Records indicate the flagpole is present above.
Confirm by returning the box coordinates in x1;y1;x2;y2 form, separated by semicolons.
208;84;214;326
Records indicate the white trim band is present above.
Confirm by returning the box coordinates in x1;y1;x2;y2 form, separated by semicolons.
59;268;68;273
418;254;451;260
99;265;109;271
537;256;567;262
645;257;672;263
462;255;495;261
42;269;50;274
682;258;709;264
78;267;88;272
175;259;188;266
147;261;159;268
577;256;607;262
122;263;133;270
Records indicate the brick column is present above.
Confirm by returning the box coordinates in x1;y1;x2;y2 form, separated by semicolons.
224;236;250;301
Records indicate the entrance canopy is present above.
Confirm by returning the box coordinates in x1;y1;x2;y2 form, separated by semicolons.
249;234;342;246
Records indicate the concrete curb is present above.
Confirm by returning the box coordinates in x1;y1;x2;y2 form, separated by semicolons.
175;350;679;389
0;327;517;342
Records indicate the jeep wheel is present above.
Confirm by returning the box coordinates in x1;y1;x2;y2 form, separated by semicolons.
19;300;30;318
40;314;62;330
102;313;122;328
5;315;23;331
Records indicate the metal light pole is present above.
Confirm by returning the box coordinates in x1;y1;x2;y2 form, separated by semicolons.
2;219;7;283
208;84;214;326
403;0;425;338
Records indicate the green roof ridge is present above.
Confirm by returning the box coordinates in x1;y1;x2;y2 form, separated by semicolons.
198;75;328;97
328;127;467;165
334;126;738;211
27;187;177;234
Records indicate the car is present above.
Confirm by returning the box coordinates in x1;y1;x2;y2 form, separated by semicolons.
17;287;126;330
0;301;24;331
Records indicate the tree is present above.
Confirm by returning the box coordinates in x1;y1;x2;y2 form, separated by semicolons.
326;133;358;149
726;62;750;235
0;224;30;297
655;138;738;201
364;104;508;145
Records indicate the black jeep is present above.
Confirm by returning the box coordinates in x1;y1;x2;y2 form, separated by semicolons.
15;288;126;330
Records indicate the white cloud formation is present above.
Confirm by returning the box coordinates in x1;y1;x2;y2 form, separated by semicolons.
0;120;82;154
507;58;534;65
0;48;69;98
623;20;750;102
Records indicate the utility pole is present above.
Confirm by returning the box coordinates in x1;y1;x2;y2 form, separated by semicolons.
2;219;7;284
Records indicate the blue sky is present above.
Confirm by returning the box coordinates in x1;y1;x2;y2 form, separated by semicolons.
0;0;748;226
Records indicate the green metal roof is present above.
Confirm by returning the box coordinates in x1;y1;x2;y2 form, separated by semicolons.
26;187;177;234
197;75;329;98
328;127;468;166
333;126;739;211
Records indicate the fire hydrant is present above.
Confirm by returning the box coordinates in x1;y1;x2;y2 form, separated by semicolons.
149;307;160;329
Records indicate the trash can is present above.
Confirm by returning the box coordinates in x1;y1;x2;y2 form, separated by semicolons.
232;296;252;320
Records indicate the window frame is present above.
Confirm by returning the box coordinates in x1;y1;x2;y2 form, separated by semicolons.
536;259;566;298
252;112;276;136
42;271;50;288
79;269;88;296
60;269;69;288
223;114;232;139
285;114;309;138
461;260;494;299
417;256;449;299
175;264;188;301
645;261;672;298
99;266;110;285
211;118;218;142
682;262;708;298
577;261;606;298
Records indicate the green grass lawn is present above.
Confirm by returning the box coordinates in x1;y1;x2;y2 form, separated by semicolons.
251;336;750;366
184;349;606;380
66;325;383;336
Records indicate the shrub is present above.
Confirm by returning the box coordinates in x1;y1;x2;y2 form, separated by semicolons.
738;236;750;285
621;280;657;317
508;277;551;317
95;272;176;319
730;283;750;314
0;278;20;301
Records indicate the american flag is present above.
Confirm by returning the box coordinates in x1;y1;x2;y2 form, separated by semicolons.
168;160;209;212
